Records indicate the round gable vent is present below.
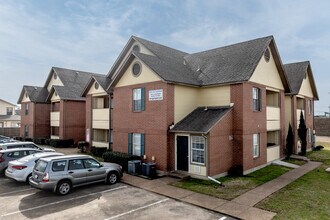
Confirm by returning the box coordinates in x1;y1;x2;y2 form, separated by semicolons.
54;73;57;79
95;82;99;90
132;62;142;77
132;44;140;52
264;48;270;62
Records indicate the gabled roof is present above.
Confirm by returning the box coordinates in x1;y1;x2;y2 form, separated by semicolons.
47;85;84;102
108;35;290;92
170;106;232;133
81;74;111;97
17;86;49;104
0;99;16;106
284;61;319;100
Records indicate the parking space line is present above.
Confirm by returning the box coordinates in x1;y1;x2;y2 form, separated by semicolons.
219;217;227;220
1;186;127;217
0;188;35;196
105;198;170;220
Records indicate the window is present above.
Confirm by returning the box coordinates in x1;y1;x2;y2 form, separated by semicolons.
128;133;145;156
133;88;145;112
308;100;313;115
69;159;84;170
83;159;100;169
93;129;109;142
253;134;260;158
253;87;262;111
52;160;66;172
191;136;205;164
6;107;13;115
308;128;311;143
24;125;29;137
25;103;29;115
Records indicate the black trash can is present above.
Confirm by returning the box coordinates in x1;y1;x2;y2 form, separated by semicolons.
142;162;156;178
128;160;141;175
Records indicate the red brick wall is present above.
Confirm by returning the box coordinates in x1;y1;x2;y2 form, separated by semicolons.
113;81;174;171
20;102;34;138
34;103;50;138
60;100;86;143
208;110;234;176
292;96;298;153
305;97;314;150
231;82;267;172
279;91;286;157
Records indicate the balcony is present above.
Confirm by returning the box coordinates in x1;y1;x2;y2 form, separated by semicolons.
266;107;280;130
267;145;280;162
51;112;60;127
92;109;110;129
92;141;109;148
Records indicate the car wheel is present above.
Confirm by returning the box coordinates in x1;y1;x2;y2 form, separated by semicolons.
26;174;32;184
56;180;71;195
107;172;118;185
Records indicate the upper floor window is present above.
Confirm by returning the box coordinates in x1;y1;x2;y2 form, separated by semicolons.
25;103;29;115
6;107;13;115
253;87;262;111
133;88;145;112
253;133;260;158
308;99;313;115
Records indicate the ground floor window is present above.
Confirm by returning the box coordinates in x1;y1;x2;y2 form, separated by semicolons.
267;130;280;147
308;128;311;143
51;126;59;136
253;133;260;158
191;136;205;164
24;125;29;137
128;133;145;156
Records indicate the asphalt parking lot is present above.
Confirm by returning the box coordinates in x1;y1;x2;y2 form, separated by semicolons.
0;176;234;220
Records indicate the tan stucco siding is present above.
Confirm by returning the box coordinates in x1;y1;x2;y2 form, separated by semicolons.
174;85;231;123
51;92;60;102
116;58;162;87
199;86;231;107
47;72;64;91
174;86;199;123
298;74;314;98
285;96;292;134
21;92;31;103
249;49;284;90
0;100;15;115
87;81;107;96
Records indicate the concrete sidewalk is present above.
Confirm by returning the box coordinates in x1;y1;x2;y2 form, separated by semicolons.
121;161;321;220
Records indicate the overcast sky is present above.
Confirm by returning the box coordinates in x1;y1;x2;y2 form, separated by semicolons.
0;0;329;115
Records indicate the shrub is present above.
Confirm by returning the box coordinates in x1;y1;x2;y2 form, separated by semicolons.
90;146;107;157
34;138;46;145
49;139;74;148
298;111;307;156
24;137;33;142
286;123;294;158
103;151;141;172
78;141;89;153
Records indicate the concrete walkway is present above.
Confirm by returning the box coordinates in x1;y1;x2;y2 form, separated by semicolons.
121;161;322;220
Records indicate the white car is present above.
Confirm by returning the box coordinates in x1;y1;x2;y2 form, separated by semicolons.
5;152;64;183
0;142;55;152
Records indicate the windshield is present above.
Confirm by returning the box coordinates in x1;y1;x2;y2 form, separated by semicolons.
34;160;48;172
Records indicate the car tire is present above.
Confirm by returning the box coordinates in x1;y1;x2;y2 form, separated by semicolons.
26;174;32;184
107;172;118;185
56;180;71;195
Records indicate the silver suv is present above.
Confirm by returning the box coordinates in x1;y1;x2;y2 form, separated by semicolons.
29;155;123;195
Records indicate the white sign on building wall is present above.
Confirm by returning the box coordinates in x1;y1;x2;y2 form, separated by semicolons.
149;89;163;101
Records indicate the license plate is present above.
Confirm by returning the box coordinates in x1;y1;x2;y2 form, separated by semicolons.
34;174;38;179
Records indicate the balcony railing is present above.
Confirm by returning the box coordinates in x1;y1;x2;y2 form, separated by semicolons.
266;106;280;130
92;109;110;129
50;112;60;127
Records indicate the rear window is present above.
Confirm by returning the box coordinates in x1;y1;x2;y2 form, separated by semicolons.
35;160;48;172
8;144;23;149
52;160;67;172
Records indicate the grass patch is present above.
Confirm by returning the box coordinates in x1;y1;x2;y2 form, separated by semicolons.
256;142;330;219
173;165;291;200
282;158;306;166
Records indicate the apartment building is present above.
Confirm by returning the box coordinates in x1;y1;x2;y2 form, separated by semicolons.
103;35;294;178
284;62;319;153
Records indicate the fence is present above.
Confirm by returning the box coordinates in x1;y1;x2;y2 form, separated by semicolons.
0;127;20;137
315;117;330;137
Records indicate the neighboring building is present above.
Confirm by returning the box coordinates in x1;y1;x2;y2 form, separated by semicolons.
0;99;16;116
18;67;102;143
82;75;111;148
106;35;291;178
284;62;319;153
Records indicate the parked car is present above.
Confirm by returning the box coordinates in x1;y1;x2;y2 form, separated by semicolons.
0;135;16;143
0;142;55;152
0;148;43;173
5;152;64;183
29;155;123;195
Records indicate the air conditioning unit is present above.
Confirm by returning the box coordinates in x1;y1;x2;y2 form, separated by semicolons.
128;160;141;175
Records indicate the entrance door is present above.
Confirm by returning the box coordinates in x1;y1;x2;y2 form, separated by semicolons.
177;136;189;171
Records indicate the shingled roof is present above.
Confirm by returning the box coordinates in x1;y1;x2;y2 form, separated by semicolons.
170;106;232;133
109;35;289;90
82;74;111;97
18;86;49;103
284;61;319;100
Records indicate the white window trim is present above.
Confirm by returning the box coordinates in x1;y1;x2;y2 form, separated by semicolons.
191;136;206;165
253;133;260;158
